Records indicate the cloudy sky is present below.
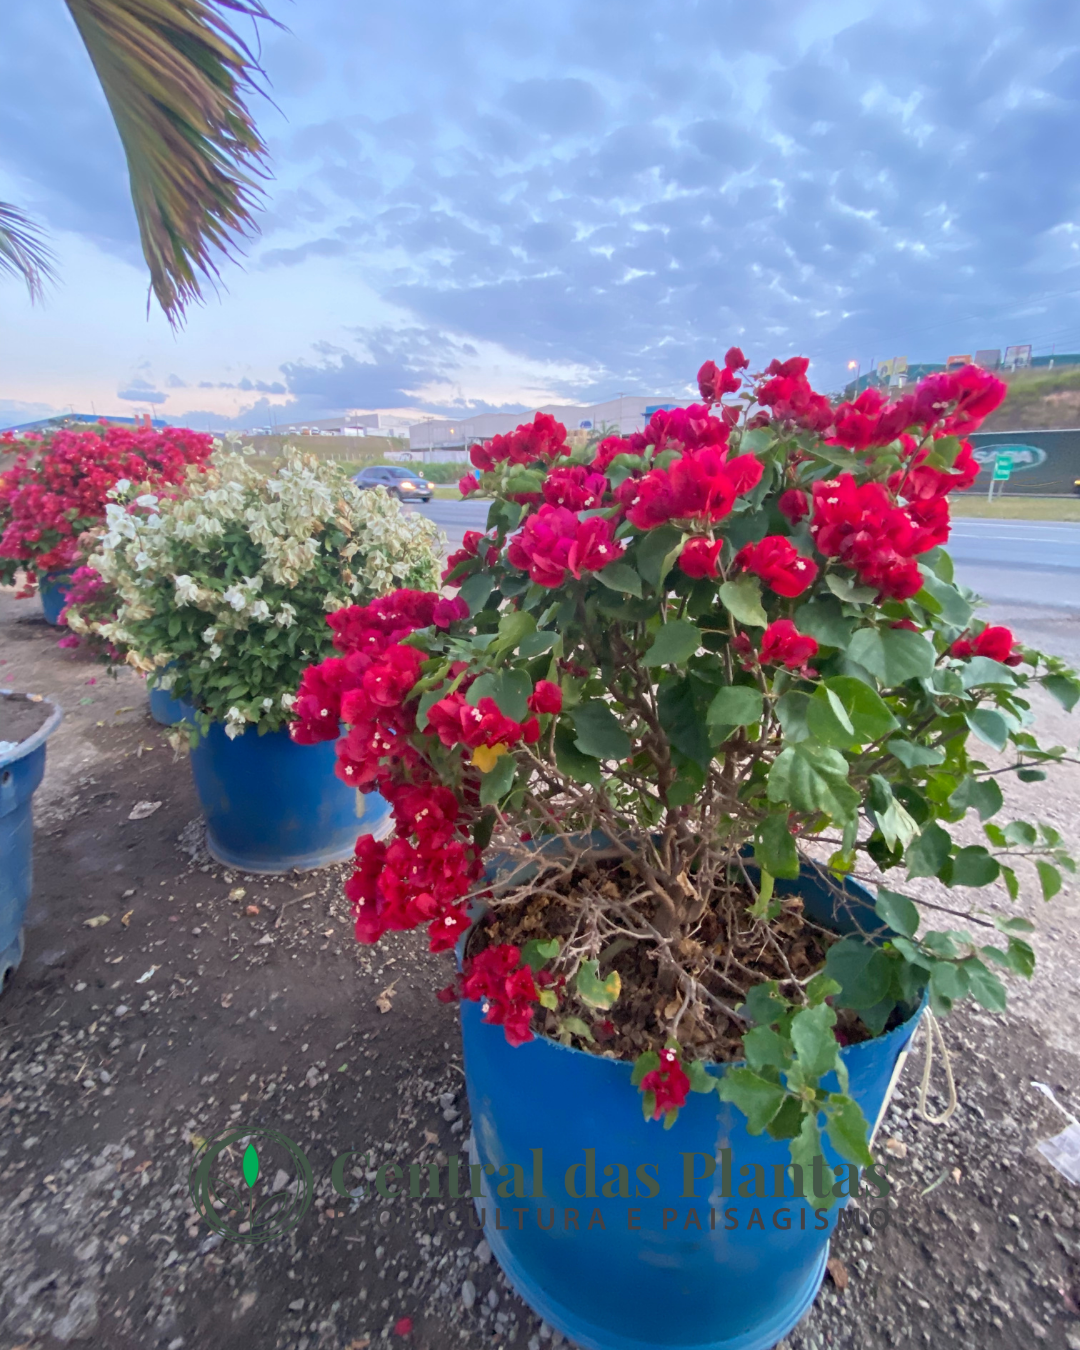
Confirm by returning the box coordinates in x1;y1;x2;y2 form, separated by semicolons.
2;0;1079;430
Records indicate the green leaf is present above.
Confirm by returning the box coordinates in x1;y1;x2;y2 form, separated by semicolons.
788;1111;824;1198
1036;860;1062;900
1003;820;1037;846
573;700;633;761
459;571;494;615
558;1016;594;1042
740;981;787;1027
742;1026;791;1072
961;958;1007;1012
643;619;701;668
1007;936;1035;977
792;596;855;648
965;708;1009;752
1001;864;1019;900
789;1002;839;1080
823;676;899;742
867;777;919;852
767;744;859;822
519;630;558;657
636;525;684;589
916;570;972;626
1043;673;1080;712
959;657;1017;690
847;626;935;685
554;725;603;786
886;738;945;768
929;959;969;1005
949;775;1003;821
595;561;643;597
806;686;857;749
686;1059;717;1094
875;888;920;938
493;610;536;654
717;1068;788;1134
575;959;621;1010
657;675;712;769
823;1095;874;1167
707;685;763;728
949;846;1000;887
242;1142;259;1189
719;574;768;628
774;691;811;743
994;915;1035;935
825;573;878;604
521;938;560;971
479;751;516;806
631;1050;660;1086
906;823;952;879
823;939;893;1009
754;813;800;880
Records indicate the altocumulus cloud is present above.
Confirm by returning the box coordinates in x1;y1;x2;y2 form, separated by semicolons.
5;0;1080;403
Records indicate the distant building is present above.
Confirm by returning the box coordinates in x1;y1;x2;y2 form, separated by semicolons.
408;395;668;459
273;413;413;439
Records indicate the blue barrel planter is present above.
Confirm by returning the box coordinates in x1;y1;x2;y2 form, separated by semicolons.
1;693;63;993
38;570;75;625
147;672;192;726
188;720;391;873
461;863;923;1350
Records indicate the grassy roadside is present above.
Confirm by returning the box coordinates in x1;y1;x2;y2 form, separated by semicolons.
950;496;1080;521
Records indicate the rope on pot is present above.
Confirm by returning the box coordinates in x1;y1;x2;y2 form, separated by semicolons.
916;1009;957;1124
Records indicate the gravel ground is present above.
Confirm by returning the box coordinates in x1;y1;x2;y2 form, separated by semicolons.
2;587;1080;1350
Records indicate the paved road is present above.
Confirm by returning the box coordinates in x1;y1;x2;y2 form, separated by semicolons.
410;502;1080;609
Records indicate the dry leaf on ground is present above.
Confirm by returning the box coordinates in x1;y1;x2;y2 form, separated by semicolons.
376;981;398;1014
83;915;110;928
827;1257;849;1291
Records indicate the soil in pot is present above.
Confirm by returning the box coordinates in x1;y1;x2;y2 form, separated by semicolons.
0;693;52;750
474;856;903;1066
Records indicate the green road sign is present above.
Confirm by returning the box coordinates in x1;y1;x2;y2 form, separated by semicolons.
992;455;1013;481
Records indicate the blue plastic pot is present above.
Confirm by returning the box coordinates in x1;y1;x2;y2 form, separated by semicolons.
38;570;75;625
461;863;923;1350
188;720;390;873
147;671;191;726
1;693;63;992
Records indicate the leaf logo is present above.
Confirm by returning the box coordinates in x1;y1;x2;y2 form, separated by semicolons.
242;1142;260;1188
189;1127;313;1244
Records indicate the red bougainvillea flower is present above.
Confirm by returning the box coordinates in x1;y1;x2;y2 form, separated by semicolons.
734;535;818;597
697;359;741;402
758;620;819;673
640;1048;691;1118
951;625;1022;666
678;536;723;579
911;365;1006;435
469;412;569;471
426;693;529;751
394;1317;413;1337
528;679;563;715
432;596;470;629
459;473;480;496
623;446;762;530
442;530;499;583
505;505;624;587
777;489;810;525
755;357;833;433
542;464;609;511
591;435;633;473
828;387;918;452
460;943;540;1046
809;474;928;602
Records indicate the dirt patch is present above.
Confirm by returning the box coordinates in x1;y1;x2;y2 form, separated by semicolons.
0;692;53;748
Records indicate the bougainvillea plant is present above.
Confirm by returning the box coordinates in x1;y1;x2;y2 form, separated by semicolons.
293;355;1078;1178
0;423;213;589
72;447;443;739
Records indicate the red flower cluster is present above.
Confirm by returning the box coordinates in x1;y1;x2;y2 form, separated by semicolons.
528;680;562;715
810;475;930;601
469;412;570;472
620;445;763;530
542;464;609;511
0;423;213;582
697;347;749;403
950;625;1022;666
640;1047;691;1118
506;505;624;587
442;529;499;583
735;535;818;598
460;943;541;1046
426;693;540;752
778;489;810;524
734;620;819;676
678;536;723;579
755;357;833;432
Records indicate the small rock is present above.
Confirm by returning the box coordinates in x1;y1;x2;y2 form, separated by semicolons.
442;1107;460;1122
539;1322;552;1340
461;1280;476;1310
52;1288;100;1342
475;1239;492;1265
233;1291;258;1320
487;1288;499;1310
1065;1331;1080;1350
883;1138;907;1158
197;1234;223;1255
439;1092;456;1108
74;1238;99;1262
271;1168;291;1194
289;1298;305;1312
114;1005;128;1017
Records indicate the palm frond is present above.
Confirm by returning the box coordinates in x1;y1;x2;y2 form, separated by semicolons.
65;0;279;324
0;203;57;303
